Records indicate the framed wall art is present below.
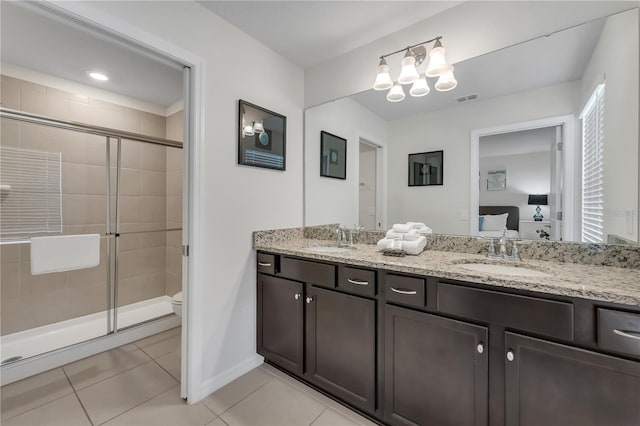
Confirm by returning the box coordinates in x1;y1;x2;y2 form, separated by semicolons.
408;151;443;186
238;99;286;171
320;131;346;179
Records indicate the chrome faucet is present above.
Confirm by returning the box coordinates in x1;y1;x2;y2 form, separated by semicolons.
486;230;521;261
336;225;362;246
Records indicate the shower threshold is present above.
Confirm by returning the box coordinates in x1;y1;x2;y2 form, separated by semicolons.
0;296;174;363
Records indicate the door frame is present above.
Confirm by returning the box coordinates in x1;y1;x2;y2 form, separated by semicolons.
356;135;386;230
42;1;206;401
469;115;577;241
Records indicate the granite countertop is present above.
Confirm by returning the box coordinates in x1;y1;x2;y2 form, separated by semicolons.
255;238;640;307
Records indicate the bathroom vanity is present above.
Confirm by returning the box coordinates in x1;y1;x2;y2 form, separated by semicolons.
254;236;640;426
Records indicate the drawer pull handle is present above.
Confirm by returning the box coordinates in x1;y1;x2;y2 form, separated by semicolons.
613;329;640;341
391;287;417;295
306;296;314;304
506;350;515;362
294;293;301;300
258;262;272;267
347;279;369;286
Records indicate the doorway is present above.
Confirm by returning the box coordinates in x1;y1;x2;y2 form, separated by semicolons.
359;140;383;230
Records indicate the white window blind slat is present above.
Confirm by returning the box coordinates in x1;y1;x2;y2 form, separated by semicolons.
580;84;605;244
0;146;62;239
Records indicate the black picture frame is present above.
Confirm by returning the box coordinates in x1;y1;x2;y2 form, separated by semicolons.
320;131;346;179
408;150;443;186
238;99;286;171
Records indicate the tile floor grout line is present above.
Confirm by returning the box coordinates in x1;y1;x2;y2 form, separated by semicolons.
210;375;277;418
61;366;95;426
67;358;155;393
0;369;77;423
94;382;181;426
149;349;181;382
308;407;329;426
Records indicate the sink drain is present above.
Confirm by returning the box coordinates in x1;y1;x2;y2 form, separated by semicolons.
1;356;23;365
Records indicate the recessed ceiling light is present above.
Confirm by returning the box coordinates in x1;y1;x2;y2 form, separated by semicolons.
88;72;109;81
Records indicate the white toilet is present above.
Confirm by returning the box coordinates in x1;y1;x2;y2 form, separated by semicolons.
171;291;183;317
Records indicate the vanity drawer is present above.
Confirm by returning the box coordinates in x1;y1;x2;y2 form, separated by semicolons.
598;309;640;358
257;253;276;275
437;282;574;341
384;274;426;308
338;266;376;297
280;256;336;288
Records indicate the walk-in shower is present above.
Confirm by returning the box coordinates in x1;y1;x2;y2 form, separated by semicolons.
0;102;184;373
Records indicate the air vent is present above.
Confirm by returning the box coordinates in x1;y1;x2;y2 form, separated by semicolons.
456;94;479;103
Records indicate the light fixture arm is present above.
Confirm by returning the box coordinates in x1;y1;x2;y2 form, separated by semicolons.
378;36;442;61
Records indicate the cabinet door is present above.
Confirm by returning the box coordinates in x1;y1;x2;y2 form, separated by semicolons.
385;305;488;426
306;286;376;413
257;274;304;375
505;332;640;426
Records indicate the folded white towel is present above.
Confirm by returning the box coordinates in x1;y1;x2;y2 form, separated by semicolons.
407;222;426;229
416;226;433;234
376;236;427;255
385;229;420;241
30;234;100;275
391;224;412;233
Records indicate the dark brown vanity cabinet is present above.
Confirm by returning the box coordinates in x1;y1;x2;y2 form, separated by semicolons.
257;274;304;375
384;304;489;426
306;286;376;413
504;332;640;426
257;255;377;415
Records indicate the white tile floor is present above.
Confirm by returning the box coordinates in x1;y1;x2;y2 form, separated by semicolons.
0;327;377;426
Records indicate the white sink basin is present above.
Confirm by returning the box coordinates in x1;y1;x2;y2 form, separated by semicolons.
305;246;353;253
456;263;551;278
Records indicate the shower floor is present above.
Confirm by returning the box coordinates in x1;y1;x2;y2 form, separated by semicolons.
0;296;174;364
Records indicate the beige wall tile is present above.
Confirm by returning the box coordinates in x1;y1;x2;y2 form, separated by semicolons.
166;247;182;274
46;86;89;104
140;247;165;275
165;111;184;142
141;143;166;171
1;262;20;299
121;107;143;134
62;195;107;226
139;231;166;249
166;171;182;196
118;168;141;196
166;230;182;248
11;76;46;94
1;75;21;109
141;170;166;196
89;98;125;112
1;243;21;263
66;258;107;288
21;88;70;120
141;197;166;224
19;261;67;295
118;196;141;224
165;272;181;297
117;233;140;252
66;283;109;319
62;162;106;195
117;250;141;279
141;112;166;139
1;118;21;147
120;140;141;169
3;289;69;334
167;196;182;224
166;146;183;171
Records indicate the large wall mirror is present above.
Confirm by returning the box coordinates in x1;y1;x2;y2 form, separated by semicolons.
304;7;639;246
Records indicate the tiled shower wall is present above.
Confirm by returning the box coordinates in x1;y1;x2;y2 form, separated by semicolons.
0;75;183;335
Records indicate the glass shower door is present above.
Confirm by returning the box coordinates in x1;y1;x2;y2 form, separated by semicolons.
0;118;113;363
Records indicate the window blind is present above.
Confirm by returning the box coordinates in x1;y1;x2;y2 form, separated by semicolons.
0;145;62;239
580;84;605;243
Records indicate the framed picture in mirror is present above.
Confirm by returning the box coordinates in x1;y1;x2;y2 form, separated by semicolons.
408;151;443;186
238;99;286;171
320;131;346;179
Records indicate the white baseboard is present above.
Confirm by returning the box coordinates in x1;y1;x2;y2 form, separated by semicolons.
195;354;265;403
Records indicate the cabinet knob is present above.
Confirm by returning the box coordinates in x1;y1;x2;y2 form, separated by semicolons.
294;293;301;300
506;350;515;362
477;343;484;354
305;296;314;304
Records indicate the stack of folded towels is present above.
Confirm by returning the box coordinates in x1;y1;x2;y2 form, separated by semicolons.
377;222;433;255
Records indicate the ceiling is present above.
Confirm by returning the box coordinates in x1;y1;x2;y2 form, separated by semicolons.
350;17;605;122
0;2;184;108
480;127;556;158
198;1;462;68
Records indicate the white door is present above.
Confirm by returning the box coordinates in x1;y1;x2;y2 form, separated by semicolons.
359;142;377;229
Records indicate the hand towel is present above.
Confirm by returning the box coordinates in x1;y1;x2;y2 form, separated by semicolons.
385;229;419;241
30;234;100;275
416;226;433;234
407;222;427;229
391;224;412;233
377;236;426;255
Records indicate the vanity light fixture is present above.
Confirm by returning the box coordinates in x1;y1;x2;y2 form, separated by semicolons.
253;120;264;134
373;36;456;102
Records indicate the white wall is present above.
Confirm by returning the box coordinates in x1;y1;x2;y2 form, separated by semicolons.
387;80;580;235
480;151;552;221
68;0;305;402
581;8;639;243
304;97;388;227
304;1;634;108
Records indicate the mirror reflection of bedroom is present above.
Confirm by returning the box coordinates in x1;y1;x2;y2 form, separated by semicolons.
479;126;562;241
